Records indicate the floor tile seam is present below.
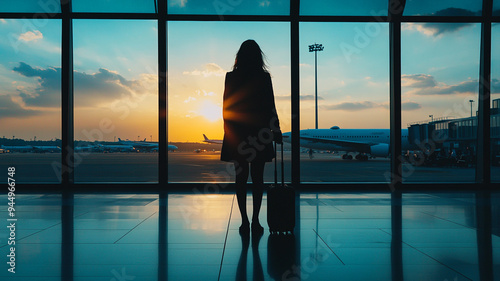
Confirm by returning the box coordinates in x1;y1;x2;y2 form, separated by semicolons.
0;219;66;248
312;228;346;265
417;211;476;230
112;211;158;244
217;194;236;281
381;227;476;281
404;242;475;280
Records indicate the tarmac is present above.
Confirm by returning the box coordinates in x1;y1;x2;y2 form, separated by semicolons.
1;151;498;183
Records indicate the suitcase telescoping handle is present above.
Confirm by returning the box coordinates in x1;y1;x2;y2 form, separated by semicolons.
273;141;284;187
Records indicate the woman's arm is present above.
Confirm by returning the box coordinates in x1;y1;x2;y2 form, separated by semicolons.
265;73;280;133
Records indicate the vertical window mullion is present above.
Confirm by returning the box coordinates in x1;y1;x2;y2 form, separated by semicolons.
159;1;167;186
291;0;300;186
61;0;74;186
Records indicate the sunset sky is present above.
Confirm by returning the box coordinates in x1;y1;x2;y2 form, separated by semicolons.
0;14;498;142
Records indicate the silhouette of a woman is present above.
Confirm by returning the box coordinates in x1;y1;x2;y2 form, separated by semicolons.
221;39;281;235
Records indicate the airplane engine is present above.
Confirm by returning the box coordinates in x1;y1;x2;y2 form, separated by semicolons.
370;144;389;157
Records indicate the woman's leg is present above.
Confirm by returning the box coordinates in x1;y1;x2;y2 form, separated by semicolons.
235;160;250;229
250;161;265;228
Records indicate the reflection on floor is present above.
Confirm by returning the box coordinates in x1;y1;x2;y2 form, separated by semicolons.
0;192;498;280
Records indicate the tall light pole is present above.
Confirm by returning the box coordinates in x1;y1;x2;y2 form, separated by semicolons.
469;100;474;117
309;43;324;129
429;115;433;122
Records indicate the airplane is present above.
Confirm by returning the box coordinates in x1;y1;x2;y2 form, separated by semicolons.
282;126;413;161
118;138;178;152
75;145;100;153
119;138;157;150
97;143;135;152
148;145;178;152
32;146;61;153
202;134;223;144
0;145;33;153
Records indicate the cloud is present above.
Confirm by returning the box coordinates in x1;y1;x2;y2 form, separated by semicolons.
0;95;42;118
402;101;422;111
12;62;157;109
403;9;477;36
184;96;196;103
170;0;187;7
274;94;324;101
402;74;437;88
183;63;225;77
402;74;482;96
260;0;270;7
431;7;479;16
13;62;61;107
492;78;500;93
18;30;43;42
321;100;422;111
322;101;381;111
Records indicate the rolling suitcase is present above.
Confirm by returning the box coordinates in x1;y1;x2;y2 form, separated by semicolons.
267;142;295;234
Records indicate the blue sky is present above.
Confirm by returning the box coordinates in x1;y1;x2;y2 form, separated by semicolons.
0;19;61;140
300;22;389;129
168;0;289;15
0;15;499;141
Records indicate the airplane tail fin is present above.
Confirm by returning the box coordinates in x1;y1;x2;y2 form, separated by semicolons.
143;138;146;142
118;138;122;142
203;134;209;141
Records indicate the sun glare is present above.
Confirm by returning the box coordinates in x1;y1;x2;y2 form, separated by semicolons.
198;100;222;122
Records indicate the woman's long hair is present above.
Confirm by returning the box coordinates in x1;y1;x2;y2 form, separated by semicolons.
232;39;268;73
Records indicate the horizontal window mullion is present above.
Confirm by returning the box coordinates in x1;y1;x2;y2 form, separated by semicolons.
71;12;157;19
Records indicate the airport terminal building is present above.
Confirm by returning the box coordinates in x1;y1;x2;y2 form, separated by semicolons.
1;1;499;280
408;98;500;166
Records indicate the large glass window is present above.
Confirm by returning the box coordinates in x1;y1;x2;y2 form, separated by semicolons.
73;20;158;183
167;21;291;183
1;2;499;187
299;22;390;183
401;23;480;183
0;19;62;183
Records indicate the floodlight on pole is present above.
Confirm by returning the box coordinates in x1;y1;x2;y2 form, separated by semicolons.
469;100;474;117
429;115;433;122
309;43;324;129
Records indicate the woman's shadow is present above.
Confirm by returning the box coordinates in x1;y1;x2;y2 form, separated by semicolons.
236;232;298;281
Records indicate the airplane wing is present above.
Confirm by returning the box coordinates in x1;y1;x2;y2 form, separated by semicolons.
299;136;377;153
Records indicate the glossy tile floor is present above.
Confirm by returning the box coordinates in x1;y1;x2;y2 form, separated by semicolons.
0;192;499;281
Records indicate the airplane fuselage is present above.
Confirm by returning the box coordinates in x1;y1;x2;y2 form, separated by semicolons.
283;128;412;157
